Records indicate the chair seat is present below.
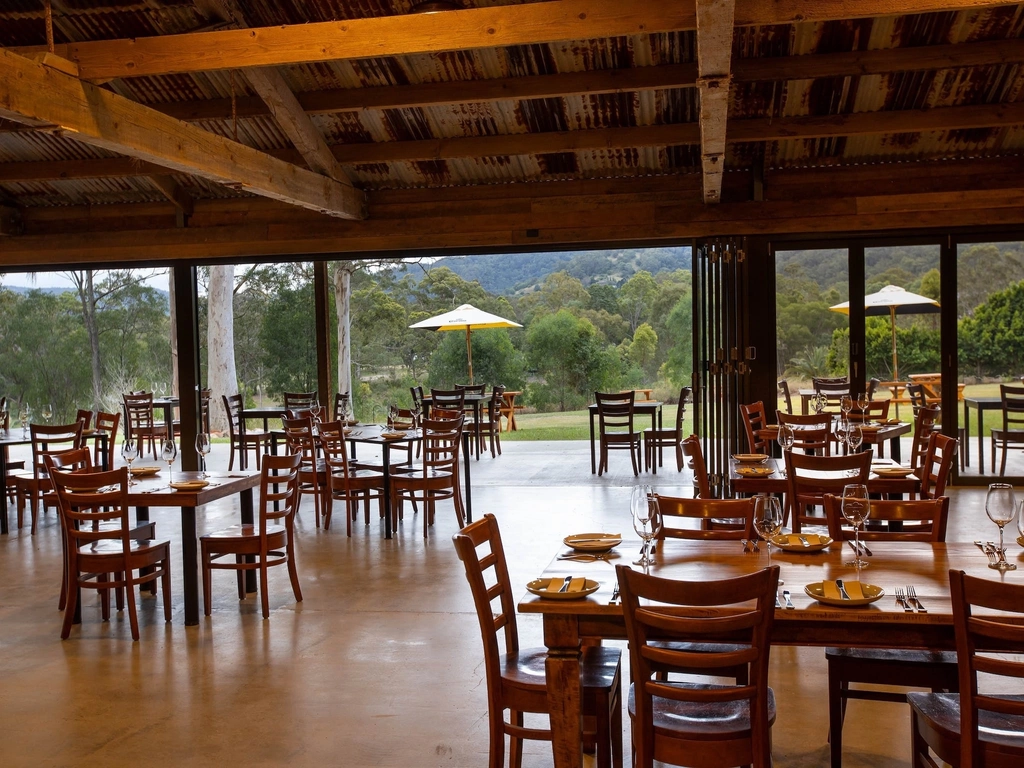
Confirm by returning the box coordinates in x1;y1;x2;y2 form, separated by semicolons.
908;692;1024;753
826;647;957;666
502;645;621;693
628;681;776;740
202;523;286;543
643;427;679;439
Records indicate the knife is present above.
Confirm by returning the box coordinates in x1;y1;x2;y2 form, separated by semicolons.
859;540;873;556
835;579;852;601
796;535;811;548
783;590;795;609
556;576;573;593
847;540;861;556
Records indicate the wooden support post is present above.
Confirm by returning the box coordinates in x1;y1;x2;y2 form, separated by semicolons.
314;261;332;405
173;264;202;472
848;244;867;396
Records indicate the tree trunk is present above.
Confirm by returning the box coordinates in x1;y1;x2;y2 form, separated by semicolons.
71;270;103;411
207;265;237;434
333;263;354;399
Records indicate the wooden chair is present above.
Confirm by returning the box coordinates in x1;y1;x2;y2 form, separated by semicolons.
908;571;1024;768
13;421;84;535
319;421;385;535
199;388;212;434
123;391;165;459
52;466;172;641
849;399;890;422
1;396;25;505
740;400;769;454
784;450;870;533
92;410;120;470
75;409;93;430
453;514;622;768
655;495;755;541
777;411;833;455
477;385;505;459
595;391;640;476
222;393;270;471
866;378;880;400
907;382;928;416
409;385;424;415
778;379;793;414
919;432;958;501
391;415;465;537
282;391;317;411
821;494;958;767
616;563;779;768
332;391;351;422
681;434;711;498
910;406;940;471
281;415;327;529
813;378;850;413
429;387;465;418
643;386;691;473
990;383;1024;476
200;452;303;619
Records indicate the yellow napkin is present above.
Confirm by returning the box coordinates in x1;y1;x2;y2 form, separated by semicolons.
781;534;823;545
821;580;865;600
546;577;587;593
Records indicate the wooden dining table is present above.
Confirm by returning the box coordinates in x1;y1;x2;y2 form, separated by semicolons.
519;539;1014;768
730;456;920;497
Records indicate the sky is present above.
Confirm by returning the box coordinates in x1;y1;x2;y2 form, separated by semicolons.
2;269;171;291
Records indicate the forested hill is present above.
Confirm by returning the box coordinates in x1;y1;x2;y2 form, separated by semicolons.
431;247;692;295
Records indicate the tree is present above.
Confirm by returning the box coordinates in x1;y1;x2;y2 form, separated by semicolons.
260;282;319;396
527;310;618;411
207;265;237;433
427;329;526;391
628;323;658;375
518;270;589;321
618;270;658;332
661;294;693;389
959;280;1024;376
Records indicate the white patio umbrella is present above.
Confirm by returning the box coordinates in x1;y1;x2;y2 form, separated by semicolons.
830;285;940;381
409;303;522;384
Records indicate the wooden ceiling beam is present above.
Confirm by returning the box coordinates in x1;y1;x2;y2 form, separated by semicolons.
733;0;1014;27
695;0;736;204
0;49;366;220
0;205;24;236
148;175;194;217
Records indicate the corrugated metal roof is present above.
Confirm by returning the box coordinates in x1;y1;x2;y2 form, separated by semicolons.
1;2;1023;205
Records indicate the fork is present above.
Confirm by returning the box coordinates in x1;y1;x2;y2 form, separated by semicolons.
907;585;927;613
895;587;913;612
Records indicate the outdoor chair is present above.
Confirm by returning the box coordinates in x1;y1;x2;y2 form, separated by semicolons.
123;391;165;459
222;393;270;471
319;421;385;535
200;453;303;619
616;563;779;768
595;391;641;477
13;421;84;535
453;515;622;768
52;466;172;641
909;571;1024;767
476;385;505;459
429;388;465;417
643;387;690;473
784;450;870;533
990;383;1024;476
391;415;464;537
822;495;956;768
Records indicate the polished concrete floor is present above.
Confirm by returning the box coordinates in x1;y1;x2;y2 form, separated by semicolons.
0;439;1015;767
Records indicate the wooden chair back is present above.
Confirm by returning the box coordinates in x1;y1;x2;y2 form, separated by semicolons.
455;383;486;396
785;450;871;530
616;563;779;768
681;435;711;498
949;570;1024;768
486;385;505;423
332;392;351;422
910;406;940;470
777;380;793;414
777;411;833;455
221;393;246;441
281;416;318;466
850;399;890;422
318;420;353;476
420;415;464;477
75;409;93;430
740;401;768;453
44;447;94;475
123;391;156;435
283;391;317;411
907;382;928;415
430;406;463;422
676;387;692;431
919;432;958;500
93;410;120;469
595;391;634;434
258;452;303;537
823;494;948;542
430;388;465;416
813;378;850;412
654;494;754;540
409;386;424;414
999;384;1024;434
30;422;85;479
52;467;132;551
199;388;211;433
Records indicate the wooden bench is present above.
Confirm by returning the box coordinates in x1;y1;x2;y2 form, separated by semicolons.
622;388;654;401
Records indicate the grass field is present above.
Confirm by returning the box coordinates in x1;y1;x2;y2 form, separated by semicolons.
503;404;691;441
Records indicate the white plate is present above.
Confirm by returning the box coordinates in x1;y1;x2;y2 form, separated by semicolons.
771;533;833;552
526;577;600;600
804;581;884;607
563;533;621;552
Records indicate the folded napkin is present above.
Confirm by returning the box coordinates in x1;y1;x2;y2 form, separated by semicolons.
821;579;865;600
780;533;824;545
545;577;587;593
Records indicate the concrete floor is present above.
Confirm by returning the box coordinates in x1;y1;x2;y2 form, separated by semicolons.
0;439;1015;767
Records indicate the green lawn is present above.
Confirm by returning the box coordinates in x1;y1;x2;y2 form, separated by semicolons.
503;404;692;441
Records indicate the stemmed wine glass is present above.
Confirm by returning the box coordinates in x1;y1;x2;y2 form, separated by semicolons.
195;433;211;478
841;484;871;572
813;392;828;415
631;485;657;569
0;399;8;436
41;403;53;424
834;418;849;454
840;395;853;420
753;495;783;583
411;401;422;430
161;438;178;483
985;483;1017;571
19;405;30;437
777;424;795;454
121;439;139;485
846;424;863;454
856;392;870;415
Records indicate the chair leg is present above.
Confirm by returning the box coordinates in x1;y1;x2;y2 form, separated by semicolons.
228;442;235;472
508;710;524;768
162;556;172;623
124;571;141;641
201;544;213;616
675;444;684;473
286;539;302;603
827;658;844;768
259;558;270;619
629;440;639;476
236;555;246;599
61;570;78;640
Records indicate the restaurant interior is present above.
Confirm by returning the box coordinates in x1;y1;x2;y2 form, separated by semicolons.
2;2;1024;767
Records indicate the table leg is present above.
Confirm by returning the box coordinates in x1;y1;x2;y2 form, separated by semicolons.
654;407;662;469
962;400;970;468
462;431;473;524
383;443;392;539
978;404;985;475
0;446;9;535
890;433;902;464
544;614;584;768
181;506;200;626
240;488;256;593
474;400;482;460
589;409;596;474
239;419;248;471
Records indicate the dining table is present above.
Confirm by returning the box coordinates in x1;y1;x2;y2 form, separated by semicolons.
422;392;489;460
518;539;1013;768
730;456;920;498
963;395;1001;474
588;400;663;474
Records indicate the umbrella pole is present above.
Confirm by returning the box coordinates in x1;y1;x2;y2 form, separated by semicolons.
465;326;474;385
890;307;899;381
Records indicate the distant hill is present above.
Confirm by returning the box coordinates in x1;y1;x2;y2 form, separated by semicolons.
432;247;692;295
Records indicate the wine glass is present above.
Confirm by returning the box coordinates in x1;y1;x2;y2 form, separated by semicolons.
121;439;139;485
645;494;662;573
985;483;1017;571
411;401;422;430
834;418;848;453
841;484;871;572
753;495;784;581
19;405;30;437
387;405;397;432
0;399;8;436
161;438;177;483
195;433;211;478
41;403;53;424
856;392;870;414
631;485;654;568
840;395;853;419
846;424;863;454
777;424;795;453
813;392;827;414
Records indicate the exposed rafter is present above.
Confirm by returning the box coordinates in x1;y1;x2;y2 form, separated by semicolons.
0;205;23;236
695;0;736;204
0;49;366;219
148;175;194;217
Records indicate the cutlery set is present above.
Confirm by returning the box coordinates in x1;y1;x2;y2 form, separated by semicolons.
847;539;873;557
741;538;760;553
557;552;612;562
895;586;927;612
974;540;998;564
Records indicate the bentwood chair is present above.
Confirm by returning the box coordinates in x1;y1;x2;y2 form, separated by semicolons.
319;420;384;535
222;393;270;471
990;384;1024;476
643;387;691;474
908;571;1024;768
595;391;641;476
784;450;871;533
52;466;172;641
616;564;779;768
453;515;622;768
391;414;465;537
123;391;165;459
13;421;84;535
740;401;770;454
281;415;327;528
201;452;303;619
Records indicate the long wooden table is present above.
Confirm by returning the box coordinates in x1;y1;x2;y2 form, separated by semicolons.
519;540;1011;768
730;456;920;497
